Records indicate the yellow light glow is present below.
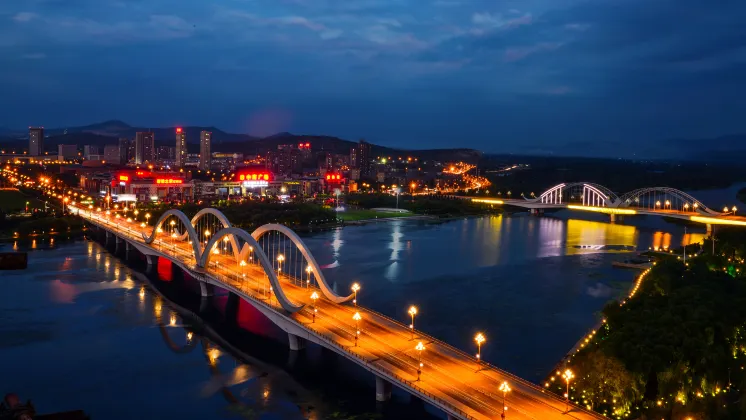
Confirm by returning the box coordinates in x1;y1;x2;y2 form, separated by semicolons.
567;205;637;215
691;216;746;226
472;198;504;204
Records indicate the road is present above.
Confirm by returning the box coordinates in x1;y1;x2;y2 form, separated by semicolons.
75;206;606;420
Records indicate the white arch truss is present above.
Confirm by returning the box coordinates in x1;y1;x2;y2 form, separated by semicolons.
176;208;241;257
618;187;720;215
200;227;304;313
527;182;618;206
252;224;355;304
142;209;202;260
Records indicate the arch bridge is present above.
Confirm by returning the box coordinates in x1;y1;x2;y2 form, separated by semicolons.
71;204;605;420
478;182;745;227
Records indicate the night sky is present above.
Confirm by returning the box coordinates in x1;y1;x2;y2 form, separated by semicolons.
2;0;745;152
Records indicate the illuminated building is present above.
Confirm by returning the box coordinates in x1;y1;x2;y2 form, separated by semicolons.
83;145;99;160
175;128;186;168
157;146;175;163
57;144;78;161
113;170;191;202
29;127;44;156
200;131;211;171
352;139;371;178
118;137;130;164
103;145;119;163
135;132;155;164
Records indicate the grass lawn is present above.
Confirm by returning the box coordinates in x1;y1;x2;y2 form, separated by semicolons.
336;209;412;221
0;189;45;213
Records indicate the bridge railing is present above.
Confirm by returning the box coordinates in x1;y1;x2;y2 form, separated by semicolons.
81;209;602;419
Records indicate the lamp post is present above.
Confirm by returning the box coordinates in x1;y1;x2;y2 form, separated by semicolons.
408;306;418;340
145;213;151;225
351;282;360;306
499;381;511;419
311;291;319;323
395;188;401;209
353;312;361;346
277;254;284;275
306;265;312;288
733;206;738;215
415;341;425;381
563;369;574;413
475;332;486;364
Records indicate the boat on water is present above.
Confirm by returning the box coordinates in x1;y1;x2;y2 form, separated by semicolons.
0;394;89;420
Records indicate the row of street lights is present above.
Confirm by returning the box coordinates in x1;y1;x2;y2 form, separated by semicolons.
337;283;517;417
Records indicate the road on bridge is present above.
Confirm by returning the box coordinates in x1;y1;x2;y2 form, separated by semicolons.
75;206;606;420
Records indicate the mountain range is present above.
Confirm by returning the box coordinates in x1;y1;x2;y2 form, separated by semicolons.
0;120;482;162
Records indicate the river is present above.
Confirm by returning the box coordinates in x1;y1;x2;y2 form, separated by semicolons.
1;184;742;419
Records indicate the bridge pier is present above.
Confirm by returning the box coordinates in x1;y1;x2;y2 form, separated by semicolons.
609;214;616;223
125;242;133;259
707;223;713;236
199;282;214;297
375;376;392;402
145;254;157;266
288;333;307;351
199;296;211;313
105;231;111;243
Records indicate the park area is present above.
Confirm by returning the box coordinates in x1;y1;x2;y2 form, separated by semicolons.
335;209;412;222
0;188;44;213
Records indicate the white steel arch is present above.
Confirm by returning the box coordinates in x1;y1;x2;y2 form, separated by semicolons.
527;182;618;206
176;208;241;258
618;187;719;215
200;227;304;313
252;224;355;304
142;209;202;260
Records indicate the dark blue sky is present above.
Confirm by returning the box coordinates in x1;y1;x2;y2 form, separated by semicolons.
2;0;745;152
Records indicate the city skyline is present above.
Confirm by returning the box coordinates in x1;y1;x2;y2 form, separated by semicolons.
2;0;745;154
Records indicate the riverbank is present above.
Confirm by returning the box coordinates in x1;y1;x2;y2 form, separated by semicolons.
544;229;746;419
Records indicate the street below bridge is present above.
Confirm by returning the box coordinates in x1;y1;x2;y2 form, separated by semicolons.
74;205;606;420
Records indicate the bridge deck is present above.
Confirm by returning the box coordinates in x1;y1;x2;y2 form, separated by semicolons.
77;207;606;420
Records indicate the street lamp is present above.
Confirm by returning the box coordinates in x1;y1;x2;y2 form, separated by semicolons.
475;332;486;363
733;206;738;215
353;312;362;346
239;260;247;281
394;188;401;209
724;206;729;213
563;369;574;413
351;282;360;306
415;341;425;381
311;291;319;323
306;265;312;288
277;254;284;275
408;306;418;340
499;381;511;419
145;213;151;225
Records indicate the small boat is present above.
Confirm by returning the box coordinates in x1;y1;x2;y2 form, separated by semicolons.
612;259;653;270
1;394;89;420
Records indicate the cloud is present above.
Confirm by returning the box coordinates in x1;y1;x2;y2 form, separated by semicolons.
472;12;532;29
13;12;38;22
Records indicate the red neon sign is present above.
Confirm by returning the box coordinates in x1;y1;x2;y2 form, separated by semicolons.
176;127;182;133
238;173;271;181
156;178;183;184
298;142;311;149
325;173;342;182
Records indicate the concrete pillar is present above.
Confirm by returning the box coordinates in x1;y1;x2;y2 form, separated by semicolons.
199;296;210;313
199;282;214;297
706;223;713;235
288;333;306;351
375;376;392;402
145;254;157;265
609;213;616;223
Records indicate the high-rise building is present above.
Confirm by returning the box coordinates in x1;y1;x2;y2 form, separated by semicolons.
350;147;358;168
29;127;44;156
175;127;186;168
324;152;334;170
135;132;155;164
103;145;119;163
83;145;99;159
199;131;212;171
157;146;175;162
276;144;300;175
118;137;130;165
57;144;77;161
354;139;372;177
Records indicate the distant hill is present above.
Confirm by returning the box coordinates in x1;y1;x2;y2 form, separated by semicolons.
0;120;482;160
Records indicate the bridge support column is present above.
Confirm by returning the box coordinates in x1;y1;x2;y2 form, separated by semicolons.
609;214;616;223
145;254;157;265
288;333;306;351
199;296;211;313
375;376;392;402
706;223;713;236
125;242;132;259
199;282;214;297
105;231;111;243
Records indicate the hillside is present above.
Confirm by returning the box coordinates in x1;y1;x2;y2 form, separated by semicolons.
0;120;481;160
